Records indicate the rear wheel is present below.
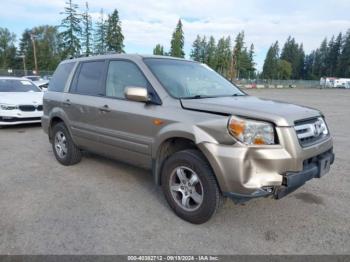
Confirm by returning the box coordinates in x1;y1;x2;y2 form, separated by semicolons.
52;122;81;165
161;149;222;224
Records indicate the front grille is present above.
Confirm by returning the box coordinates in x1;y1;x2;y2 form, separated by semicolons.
18;105;43;112
302;149;333;167
294;117;328;147
19;105;35;111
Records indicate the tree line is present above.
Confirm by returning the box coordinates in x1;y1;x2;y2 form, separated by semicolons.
261;32;350;80
0;0;349;80
0;0;124;72
155;24;350;80
153;27;256;80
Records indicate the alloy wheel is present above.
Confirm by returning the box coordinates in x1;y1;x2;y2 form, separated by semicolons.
169;166;204;211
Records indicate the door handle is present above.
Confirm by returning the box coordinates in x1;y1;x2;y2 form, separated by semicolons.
63;99;71;106
99;105;111;112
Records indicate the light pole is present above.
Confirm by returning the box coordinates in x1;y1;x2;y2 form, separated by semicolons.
18;55;27;76
30;33;38;75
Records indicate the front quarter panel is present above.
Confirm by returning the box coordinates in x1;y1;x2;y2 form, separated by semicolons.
152;112;231;159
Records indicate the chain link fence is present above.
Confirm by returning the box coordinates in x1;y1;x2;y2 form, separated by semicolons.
1;68;325;89
234;79;321;89
0;69;54;78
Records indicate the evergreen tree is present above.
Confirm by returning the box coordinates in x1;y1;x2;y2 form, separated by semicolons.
312;48;321;78
215;36;231;77
318;38;328;77
237;48;251;79
0;27;17;69
296;44;305;79
337;30;350;77
262;41;279;79
326;36;335;76
81;2;93;56
230;31;245;79
94;9;107;54
247;43;256;78
327;33;342;76
106;9;124;53
19;29;32;68
280;36;302;79
170;19;185;58
191;35;217;68
199;36;208;63
304;51;316;80
59;0;82;58
153;44;164;55
190;35;201;61
206;36;217;69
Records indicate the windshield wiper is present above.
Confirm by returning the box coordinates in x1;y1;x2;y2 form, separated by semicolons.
181;95;216;99
181;93;245;99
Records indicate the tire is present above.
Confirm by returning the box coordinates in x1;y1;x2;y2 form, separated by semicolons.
161;149;222;224
51;122;81;166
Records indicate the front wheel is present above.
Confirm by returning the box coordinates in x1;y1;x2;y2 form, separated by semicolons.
161;149;222;224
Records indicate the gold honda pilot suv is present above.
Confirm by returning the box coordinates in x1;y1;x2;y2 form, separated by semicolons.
42;54;334;224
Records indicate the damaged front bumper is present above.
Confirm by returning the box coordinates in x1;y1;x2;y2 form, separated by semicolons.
198;127;334;203
275;149;334;199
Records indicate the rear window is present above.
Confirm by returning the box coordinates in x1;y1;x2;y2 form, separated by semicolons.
48;62;75;92
71;61;105;96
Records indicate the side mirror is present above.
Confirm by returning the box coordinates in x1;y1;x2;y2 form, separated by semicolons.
124;86;149;103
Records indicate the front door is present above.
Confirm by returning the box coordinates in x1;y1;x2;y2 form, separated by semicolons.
93;60;161;169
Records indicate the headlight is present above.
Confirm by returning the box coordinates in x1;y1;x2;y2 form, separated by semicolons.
228;116;275;145
0;104;18;110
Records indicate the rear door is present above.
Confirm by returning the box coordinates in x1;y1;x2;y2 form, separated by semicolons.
63;60;108;149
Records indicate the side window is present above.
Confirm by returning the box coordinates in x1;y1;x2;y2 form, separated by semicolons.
72;61;105;96
106;60;149;98
48;62;75;92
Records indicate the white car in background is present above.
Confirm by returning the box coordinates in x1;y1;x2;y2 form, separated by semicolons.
23;75;49;91
33;79;49;91
0;77;43;126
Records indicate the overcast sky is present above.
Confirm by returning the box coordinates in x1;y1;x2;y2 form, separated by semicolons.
1;0;350;70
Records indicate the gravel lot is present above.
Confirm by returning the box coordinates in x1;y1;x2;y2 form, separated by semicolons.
0;88;349;255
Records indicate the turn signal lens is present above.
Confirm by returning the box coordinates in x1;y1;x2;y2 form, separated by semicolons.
253;137;266;145
228;119;245;137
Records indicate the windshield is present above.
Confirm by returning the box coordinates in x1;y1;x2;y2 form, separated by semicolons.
144;58;245;99
0;79;41;92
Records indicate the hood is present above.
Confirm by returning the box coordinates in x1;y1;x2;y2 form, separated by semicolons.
0;92;43;105
181;95;321;126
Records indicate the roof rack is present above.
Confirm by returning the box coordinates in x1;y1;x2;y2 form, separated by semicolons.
68;51;124;59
